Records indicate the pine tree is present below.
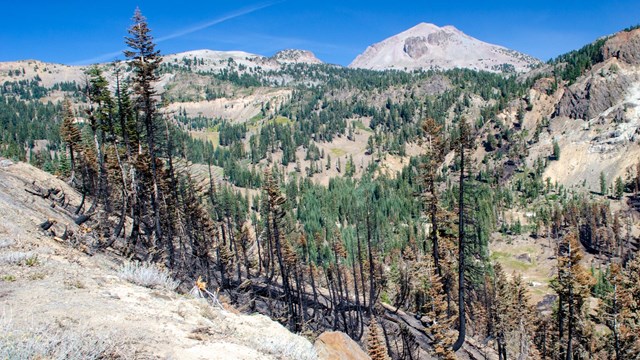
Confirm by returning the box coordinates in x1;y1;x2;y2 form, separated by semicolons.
422;118;445;272
599;259;640;359
124;7;165;253
551;232;594;360
367;317;390;360
511;273;538;359
422;257;456;360
614;177;624;199
600;171;607;196
453;116;473;352
60;98;81;183
552;139;561;160
85;66;116;215
493;263;512;360
262;169;297;330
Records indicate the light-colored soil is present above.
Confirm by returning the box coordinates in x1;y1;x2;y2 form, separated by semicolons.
0;160;316;360
166;88;292;123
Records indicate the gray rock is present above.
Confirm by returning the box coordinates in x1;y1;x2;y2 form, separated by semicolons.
554;73;634;120
516;253;532;263
403;36;429;59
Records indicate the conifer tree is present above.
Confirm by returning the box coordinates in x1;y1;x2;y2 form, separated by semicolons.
60;98;81;183
262;169;297;330
423;257;455;360
422;118;445;273
614;177;624;199
492;263;512;360
85;66;115;215
367;317;390;360
600;171;607;196
599;259;640;359
125;7;164;252
551;232;594;360
453;116;473;352
511;273;538;359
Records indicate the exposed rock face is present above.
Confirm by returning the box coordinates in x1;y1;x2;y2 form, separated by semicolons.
427;30;455;46
554;67;636;120
315;331;370;360
602;28;640;65
532;29;640;190
349;22;541;72
272;49;323;64
403;36;429;59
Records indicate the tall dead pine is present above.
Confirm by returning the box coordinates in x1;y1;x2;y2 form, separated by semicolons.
367;317;390;360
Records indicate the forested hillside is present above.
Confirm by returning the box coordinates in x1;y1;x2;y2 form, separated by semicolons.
1;9;640;359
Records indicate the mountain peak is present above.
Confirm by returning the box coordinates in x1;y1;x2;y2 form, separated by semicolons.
408;22;458;32
349;23;541;72
271;49;323;64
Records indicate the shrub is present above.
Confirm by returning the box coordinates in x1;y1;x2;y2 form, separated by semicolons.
552;139;560;160
0;311;133;359
118;261;178;291
0;252;38;266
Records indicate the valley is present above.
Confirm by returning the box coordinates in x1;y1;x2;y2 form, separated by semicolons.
1;11;640;360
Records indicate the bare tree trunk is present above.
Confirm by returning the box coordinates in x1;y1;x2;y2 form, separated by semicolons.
366;209;376;314
453;122;467;352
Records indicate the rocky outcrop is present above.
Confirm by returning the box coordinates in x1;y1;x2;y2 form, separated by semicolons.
554;69;635;120
403;36;429;59
272;49;323;64
602;28;640;65
427;30;455;46
315;331;370;360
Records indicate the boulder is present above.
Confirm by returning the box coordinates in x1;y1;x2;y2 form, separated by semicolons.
315;331;370;360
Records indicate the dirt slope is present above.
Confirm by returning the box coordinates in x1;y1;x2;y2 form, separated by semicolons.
0;159;316;360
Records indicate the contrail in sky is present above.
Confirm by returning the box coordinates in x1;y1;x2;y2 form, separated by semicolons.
72;0;282;65
156;1;283;43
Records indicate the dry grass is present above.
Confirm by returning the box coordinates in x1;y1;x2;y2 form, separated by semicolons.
118;261;179;291
0;251;39;266
490;251;536;272
0;310;134;360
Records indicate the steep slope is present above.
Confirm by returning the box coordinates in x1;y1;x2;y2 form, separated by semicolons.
466;28;640;307
530;28;640;189
0;159;318;360
349;22;541;72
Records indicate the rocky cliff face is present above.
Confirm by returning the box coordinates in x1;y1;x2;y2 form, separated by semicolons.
602;28;640;65
554;66;637;120
509;27;640;189
272;49;323;64
349;23;541;72
555;29;640;121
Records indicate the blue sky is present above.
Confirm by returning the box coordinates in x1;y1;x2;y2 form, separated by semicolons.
1;0;639;66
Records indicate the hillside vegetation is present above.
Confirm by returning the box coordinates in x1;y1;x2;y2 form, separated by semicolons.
1;10;640;360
